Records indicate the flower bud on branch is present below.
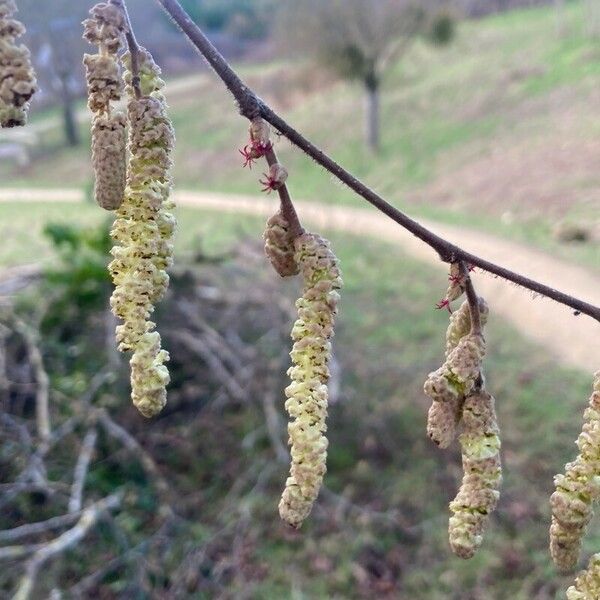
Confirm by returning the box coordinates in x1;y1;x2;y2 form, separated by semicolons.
263;212;299;278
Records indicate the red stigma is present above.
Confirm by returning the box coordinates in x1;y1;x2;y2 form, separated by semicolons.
436;298;452;313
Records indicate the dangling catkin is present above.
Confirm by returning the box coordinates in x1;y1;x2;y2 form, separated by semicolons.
566;553;600;599
426;298;489;448
108;46;176;418
82;2;127;210
550;370;600;571
449;389;502;558
425;298;487;448
0;0;37;127
279;233;342;528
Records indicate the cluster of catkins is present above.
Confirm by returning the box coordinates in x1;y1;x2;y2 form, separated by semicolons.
250;118;343;528
424;264;502;559
0;0;36;127
550;370;600;572
83;2;176;418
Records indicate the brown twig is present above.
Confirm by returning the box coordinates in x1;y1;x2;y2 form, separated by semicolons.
154;0;600;324
95;409;173;516
112;0;142;99
461;262;482;335
12;318;50;441
0;512;83;544
68;428;98;514
263;147;304;239
11;492;122;600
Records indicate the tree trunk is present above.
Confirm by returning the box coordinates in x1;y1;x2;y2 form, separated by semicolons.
364;75;380;153
59;72;80;147
586;0;600;38
554;0;566;37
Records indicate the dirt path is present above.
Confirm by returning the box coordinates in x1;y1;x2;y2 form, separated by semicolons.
1;188;598;373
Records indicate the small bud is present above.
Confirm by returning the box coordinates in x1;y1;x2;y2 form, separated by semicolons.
260;163;288;193
249;117;270;147
263;211;299;277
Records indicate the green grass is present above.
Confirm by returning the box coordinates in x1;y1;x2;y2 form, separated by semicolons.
1;200;595;597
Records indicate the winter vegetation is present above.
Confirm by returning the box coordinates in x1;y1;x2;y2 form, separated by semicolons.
0;0;599;598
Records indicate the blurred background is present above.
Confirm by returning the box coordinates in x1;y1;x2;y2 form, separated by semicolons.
0;0;599;598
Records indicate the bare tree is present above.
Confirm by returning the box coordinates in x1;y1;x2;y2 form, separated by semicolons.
18;0;86;146
277;0;443;152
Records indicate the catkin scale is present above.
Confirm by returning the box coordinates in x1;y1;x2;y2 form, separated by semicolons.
0;0;37;128
566;553;600;599
448;390;502;558
279;233;342;528
550;370;600;572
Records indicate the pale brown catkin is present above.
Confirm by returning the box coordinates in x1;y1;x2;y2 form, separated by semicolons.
425;297;488;448
82;2;127;211
0;0;37;127
263;212;299;277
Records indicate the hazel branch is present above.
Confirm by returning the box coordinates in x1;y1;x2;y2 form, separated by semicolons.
153;0;600;324
112;0;141;99
263;146;304;239
461;263;481;336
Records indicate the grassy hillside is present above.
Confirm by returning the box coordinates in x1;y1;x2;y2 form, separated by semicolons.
0;0;598;270
0;203;595;598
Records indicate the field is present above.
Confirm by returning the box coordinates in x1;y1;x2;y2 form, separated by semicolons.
0;2;598;269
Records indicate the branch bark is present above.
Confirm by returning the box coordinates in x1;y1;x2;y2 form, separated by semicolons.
153;0;600;324
11;493;122;600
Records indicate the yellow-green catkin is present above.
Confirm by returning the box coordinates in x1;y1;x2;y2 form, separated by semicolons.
263;212;299;277
82;2;127;210
567;553;600;599
449;389;502;558
0;0;37;127
279;233;343;528
108;47;176;418
550;370;600;571
425;298;487;448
